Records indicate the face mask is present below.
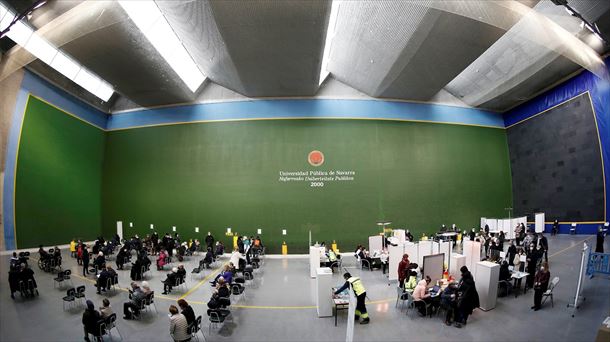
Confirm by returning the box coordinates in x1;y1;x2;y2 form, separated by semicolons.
540;267;545;271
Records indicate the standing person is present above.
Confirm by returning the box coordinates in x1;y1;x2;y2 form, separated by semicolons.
552;220;559;236
334;272;370;324
455;266;479;328
498;231;505;251
397;254;410;287
532;263;550;311
596;226;605;253
168;305;190;342
205;232;215;252
537;233;549;262
507;241;517;266
525;245;539;290
70;239;77;258
469;228;476;241
441;282;458;326
237;236;244;254
405;229;414;242
82;246;90;276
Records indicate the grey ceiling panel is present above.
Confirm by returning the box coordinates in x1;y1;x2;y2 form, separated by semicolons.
328;1;431;95
156;0;245;94
207;0;331;97
378;9;506;101
479;56;580;111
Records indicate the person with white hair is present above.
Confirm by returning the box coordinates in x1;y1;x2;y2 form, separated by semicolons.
162;267;179;295
93;251;105;276
141;281;152;295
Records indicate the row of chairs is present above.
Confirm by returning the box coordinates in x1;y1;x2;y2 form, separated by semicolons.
62;286;87;310
53;270;73;289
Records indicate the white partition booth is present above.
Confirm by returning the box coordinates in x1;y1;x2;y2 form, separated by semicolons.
369;235;383;253
316;267;333;317
388;244;405;281
475;261;500;311
450;253;466;276
482;216;527;240
418;240;432;266
309;246;324;278
462;240;481;277
535;213;545;233
393;229;406;244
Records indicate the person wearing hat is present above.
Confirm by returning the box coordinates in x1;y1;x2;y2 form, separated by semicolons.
334;272;370;324
82;300;102;341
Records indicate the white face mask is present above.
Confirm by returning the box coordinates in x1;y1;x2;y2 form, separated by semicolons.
540;267;545;271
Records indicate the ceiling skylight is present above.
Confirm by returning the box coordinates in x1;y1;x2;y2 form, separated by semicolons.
318;0;342;86
118;0;206;92
0;2;114;101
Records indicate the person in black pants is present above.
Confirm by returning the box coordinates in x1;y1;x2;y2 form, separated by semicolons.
82;246;90;276
552;220;559;236
596;226;605;253
532;263;550;311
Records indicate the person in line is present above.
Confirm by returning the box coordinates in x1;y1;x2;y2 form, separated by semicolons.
455;266;479;328
596;226;605;253
397;254;410;288
82;300;102;342
532;263;550;311
82;246;90;276
334;272;370;324
77;242;84;265
507;241;517;266
441;282;458;326
177;299;196;328
162;268;179;295
525;244;539;290
537;233;549;262
124;282;145;320
168;304;191;342
412;276;433;316
100;298;113;319
468;228;476;241
514;224;523;246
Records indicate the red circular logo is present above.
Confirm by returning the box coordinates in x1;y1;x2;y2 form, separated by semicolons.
308;150;324;167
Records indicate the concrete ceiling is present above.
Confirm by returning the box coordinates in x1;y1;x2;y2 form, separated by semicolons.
0;0;608;114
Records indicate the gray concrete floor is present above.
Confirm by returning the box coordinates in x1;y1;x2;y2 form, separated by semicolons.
1;234;609;342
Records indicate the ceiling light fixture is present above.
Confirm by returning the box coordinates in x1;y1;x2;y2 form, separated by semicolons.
0;2;115;101
318;0;342;86
118;1;206;92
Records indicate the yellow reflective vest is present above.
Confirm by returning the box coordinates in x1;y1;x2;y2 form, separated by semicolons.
348;277;366;296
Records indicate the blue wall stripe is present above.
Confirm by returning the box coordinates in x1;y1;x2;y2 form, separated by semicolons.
107;99;504;130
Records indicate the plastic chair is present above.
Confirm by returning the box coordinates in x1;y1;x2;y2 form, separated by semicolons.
53;271;66;289
542;277;559;307
74;285;86;306
63;269;73;287
99;313;122;341
62;288;76;311
412;299;432;318
191;266;202;281
207;309;230;335
189;315;205;341
395;286;408;311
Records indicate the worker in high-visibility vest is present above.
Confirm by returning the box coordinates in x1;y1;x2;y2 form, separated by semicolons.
334;272;370;324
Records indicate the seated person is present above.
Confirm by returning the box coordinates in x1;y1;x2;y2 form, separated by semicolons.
440;282;458;326
96;266;116;294
176;243;186;262
404;270;418;292
412;276;433;316
82;300;102;342
215;241;225;257
326;248;338;268
162;267;179;295
157;249;168;270
203;248;214;268
93;252;106;275
176;264;186;281
100;298;113;319
379;249;389;274
124;282;145;320
251;236;263;254
229;248;245;272
215;277;230;298
141;281;153;295
38;245;51;263
211;265;233;286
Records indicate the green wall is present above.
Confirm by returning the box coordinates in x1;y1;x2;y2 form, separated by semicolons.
15;96;105;247
102;119;512;253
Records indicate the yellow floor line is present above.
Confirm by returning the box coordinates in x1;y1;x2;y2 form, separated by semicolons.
179;262;226;300
548;236;591;259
